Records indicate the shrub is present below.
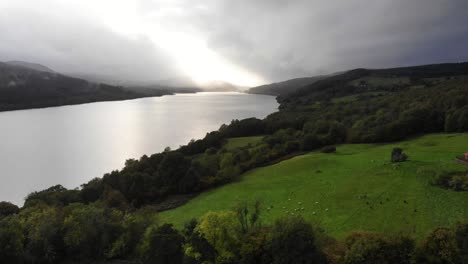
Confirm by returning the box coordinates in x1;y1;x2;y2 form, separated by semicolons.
414;227;461;264
321;146;337;153
432;171;468;191
391;148;408;162
343;231;414;264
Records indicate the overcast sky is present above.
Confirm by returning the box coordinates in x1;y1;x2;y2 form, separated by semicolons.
1;0;467;86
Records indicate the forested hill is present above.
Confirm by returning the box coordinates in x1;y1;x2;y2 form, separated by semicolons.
279;62;468;107
0;62;172;111
247;75;327;96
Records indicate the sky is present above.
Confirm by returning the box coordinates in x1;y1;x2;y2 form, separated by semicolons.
0;0;467;87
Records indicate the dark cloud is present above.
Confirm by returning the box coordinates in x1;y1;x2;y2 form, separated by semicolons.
198;0;468;80
0;0;467;84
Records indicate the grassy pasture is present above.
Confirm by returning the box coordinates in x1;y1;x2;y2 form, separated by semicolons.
161;134;468;239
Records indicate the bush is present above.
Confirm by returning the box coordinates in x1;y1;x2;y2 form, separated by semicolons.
321;146;337;153
433;171;468;191
302;134;321;151
414;227;461;264
391;148;408;162
343;231;414;264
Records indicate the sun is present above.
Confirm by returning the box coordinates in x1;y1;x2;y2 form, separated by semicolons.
152;33;265;87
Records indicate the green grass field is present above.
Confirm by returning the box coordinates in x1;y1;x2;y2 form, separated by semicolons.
161;134;468;239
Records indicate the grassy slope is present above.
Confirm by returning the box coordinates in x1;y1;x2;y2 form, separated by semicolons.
223;136;264;151
161;134;468;239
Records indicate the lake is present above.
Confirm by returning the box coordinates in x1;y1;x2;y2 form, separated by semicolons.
0;92;278;205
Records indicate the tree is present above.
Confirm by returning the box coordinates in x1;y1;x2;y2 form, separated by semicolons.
343;231;414;264
0;216;24;262
20;205;65;263
269;216;325;264
183;219;216;264
138;224;184;264
302;133;321;151
0;201;19;218
196;211;241;263
108;207;159;259
63;204;123;260
414;227;462;264
454;221;468;264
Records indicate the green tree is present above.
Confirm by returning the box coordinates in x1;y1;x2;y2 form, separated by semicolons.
343;231;414;264
0;201;19;218
0;216;24;263
414;227;462;264
108;207;158;259
20;205;65;263
63;204;123;260
269;216;325;264
138;223;184;264
196;211;241;263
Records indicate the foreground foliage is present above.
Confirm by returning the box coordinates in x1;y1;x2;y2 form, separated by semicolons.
0;201;467;264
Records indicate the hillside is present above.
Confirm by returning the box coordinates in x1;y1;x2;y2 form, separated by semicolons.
248;76;327;96
160;133;468;238
279;63;468;108
6;60;55;73
0;62;172;111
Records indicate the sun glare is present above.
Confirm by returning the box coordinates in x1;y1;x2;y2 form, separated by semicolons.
92;0;264;87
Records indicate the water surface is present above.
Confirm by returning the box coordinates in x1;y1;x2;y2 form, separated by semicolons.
0;92;278;205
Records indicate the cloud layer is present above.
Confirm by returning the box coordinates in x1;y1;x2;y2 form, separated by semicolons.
1;0;467;85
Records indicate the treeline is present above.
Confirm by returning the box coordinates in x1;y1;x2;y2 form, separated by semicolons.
0;201;467;264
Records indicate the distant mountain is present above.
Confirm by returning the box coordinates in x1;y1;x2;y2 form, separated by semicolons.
67;74;243;92
6;60;55;73
248;75;335;96
0;61;171;111
156;77;244;92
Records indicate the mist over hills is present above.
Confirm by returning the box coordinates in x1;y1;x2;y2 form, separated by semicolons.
0;61;171;111
5;60;55;73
